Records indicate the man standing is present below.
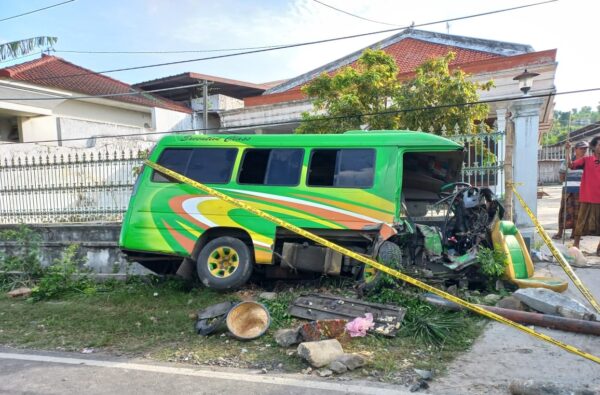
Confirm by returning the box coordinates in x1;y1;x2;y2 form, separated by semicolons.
553;141;588;240
568;137;600;256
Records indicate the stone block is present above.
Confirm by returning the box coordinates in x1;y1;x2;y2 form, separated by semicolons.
297;339;344;368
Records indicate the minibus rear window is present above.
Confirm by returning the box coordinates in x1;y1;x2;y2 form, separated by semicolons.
151;148;237;184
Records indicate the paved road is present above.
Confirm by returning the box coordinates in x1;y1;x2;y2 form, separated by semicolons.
430;187;600;395
0;348;413;395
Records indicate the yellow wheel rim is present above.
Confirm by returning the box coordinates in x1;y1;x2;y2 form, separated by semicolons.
363;266;378;283
207;246;239;278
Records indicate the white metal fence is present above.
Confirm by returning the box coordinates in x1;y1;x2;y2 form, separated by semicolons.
0;150;143;224
1;126;506;225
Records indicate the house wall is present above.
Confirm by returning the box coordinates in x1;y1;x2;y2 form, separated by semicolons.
55;100;151;129
151;107;192;138
19;115;58;143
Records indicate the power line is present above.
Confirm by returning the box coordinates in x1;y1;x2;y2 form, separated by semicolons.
0;0;75;23
53;44;289;55
0;83;206;101
2;86;595;146
22;0;556;83
312;0;402;27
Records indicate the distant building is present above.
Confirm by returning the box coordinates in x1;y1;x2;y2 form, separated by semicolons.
217;28;557;134
0;55;192;147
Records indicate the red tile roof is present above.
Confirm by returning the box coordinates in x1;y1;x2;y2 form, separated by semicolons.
384;38;499;73
245;44;556;107
0;55;191;113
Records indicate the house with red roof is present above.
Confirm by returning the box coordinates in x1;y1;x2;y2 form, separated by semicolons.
217;29;557;134
0;54;192;146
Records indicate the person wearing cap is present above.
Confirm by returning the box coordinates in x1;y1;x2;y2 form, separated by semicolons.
567;136;600;256
553;141;588;240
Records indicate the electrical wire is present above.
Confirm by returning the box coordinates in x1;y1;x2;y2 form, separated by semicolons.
54;44;289;55
0;82;206;101
312;0;402;27
1;86;596;146
0;0;76;23
21;0;556;83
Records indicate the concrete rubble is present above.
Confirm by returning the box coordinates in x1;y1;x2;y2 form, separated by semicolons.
514;288;597;321
274;328;301;347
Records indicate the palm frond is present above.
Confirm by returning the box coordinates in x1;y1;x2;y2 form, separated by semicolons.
0;36;57;60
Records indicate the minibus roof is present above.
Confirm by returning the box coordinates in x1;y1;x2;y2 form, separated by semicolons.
157;130;463;150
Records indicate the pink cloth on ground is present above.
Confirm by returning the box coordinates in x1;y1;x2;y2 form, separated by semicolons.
345;313;375;337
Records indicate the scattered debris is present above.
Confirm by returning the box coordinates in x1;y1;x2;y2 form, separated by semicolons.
297;339;344;368
345;313;375;337
509;379;597;395
328;360;348;374
7;287;32;298
81;348;94;354
409;380;430;392
195;301;237;336
299;319;348;342
274;328;301;347
289;294;405;336
496;296;526;311
258;292;278;301
226;301;270;340
301;367;313;375
567;246;589;267
482;294;502;305
413;369;433;380
333;353;366;371
317;368;333;377
514;288;597;321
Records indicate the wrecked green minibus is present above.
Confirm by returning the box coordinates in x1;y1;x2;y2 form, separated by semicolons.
119;131;509;290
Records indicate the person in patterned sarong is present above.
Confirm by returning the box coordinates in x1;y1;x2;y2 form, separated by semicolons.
553;141;588;240
568;136;600;256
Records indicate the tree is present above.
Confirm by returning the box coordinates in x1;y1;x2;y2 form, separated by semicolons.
396;52;493;133
295;50;493;135
542;106;600;145
0;37;57;61
295;49;402;134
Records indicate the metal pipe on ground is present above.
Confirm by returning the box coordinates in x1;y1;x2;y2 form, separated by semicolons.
423;293;600;336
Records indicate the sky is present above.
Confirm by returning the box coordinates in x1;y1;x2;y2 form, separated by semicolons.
0;0;598;111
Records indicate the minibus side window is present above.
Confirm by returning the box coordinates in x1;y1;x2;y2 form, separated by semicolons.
238;149;303;186
308;149;375;188
186;148;237;184
151;148;192;183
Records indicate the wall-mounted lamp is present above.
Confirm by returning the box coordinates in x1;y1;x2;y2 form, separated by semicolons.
513;69;540;95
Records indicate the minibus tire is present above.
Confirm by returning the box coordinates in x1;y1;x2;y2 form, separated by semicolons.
196;237;254;290
359;241;402;292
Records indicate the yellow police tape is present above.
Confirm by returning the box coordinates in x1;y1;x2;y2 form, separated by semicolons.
510;184;600;314
145;160;600;365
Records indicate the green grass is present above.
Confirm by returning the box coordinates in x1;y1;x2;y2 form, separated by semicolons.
0;278;486;379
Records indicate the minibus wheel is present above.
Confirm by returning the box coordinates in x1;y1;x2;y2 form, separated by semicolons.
196;237;253;290
359;241;402;292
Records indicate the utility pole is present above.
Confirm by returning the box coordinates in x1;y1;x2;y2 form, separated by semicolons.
203;79;208;134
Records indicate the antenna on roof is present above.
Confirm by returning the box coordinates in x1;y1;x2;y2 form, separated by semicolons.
446;22;450;34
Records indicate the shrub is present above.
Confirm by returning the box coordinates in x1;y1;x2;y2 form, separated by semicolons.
0;225;43;290
32;244;96;300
